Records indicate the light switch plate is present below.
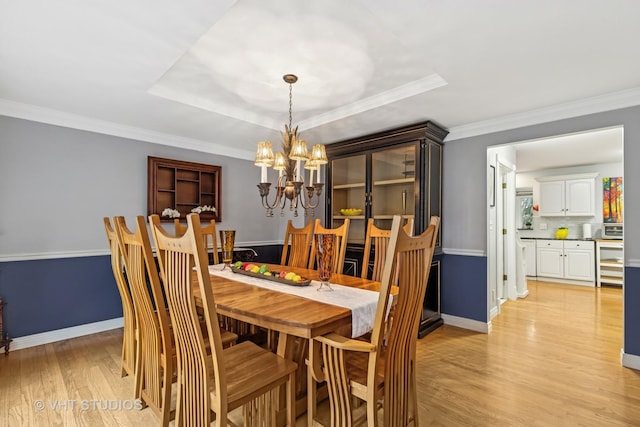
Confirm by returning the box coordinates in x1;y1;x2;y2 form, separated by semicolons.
540;223;547;230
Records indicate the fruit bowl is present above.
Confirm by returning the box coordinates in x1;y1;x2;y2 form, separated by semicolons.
340;208;363;216
230;263;311;286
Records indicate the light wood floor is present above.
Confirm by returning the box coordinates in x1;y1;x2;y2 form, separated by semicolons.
1;280;639;426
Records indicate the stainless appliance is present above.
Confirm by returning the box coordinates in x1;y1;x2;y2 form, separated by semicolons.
603;223;623;239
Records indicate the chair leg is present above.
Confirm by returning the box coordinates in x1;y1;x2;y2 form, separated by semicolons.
133;334;143;402
287;371;296;427
410;368;418;426
307;364;317;427
160;366;172;427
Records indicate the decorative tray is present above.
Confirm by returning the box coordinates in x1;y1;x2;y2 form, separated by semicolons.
230;266;311;287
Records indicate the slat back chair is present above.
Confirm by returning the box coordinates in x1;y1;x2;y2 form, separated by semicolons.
175;218;219;264
103;218;138;382
114;216;175;426
178;218;252;338
361;217;414;281
281;220;314;267
308;218;350;274
149;213;297;427
314;215;440;426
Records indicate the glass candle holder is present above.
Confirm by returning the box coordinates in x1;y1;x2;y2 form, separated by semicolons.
219;230;236;270
315;234;336;291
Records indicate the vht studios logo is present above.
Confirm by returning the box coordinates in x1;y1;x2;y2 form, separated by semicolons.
34;399;143;411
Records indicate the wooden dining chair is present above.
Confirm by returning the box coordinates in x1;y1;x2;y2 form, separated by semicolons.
149;213;298;427
113;216;177;426
308;218;350;274
280;219;314;268
103;217;138;382
313;215;440;426
175;218;219;264
177;217;255;338
361;217;414;281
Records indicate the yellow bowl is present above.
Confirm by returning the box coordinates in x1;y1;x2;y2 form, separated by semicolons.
555;228;569;239
340;208;363;216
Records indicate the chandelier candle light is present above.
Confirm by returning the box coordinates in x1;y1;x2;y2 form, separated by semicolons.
255;74;328;217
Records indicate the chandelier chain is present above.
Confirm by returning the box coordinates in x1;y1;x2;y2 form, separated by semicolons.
288;82;293;130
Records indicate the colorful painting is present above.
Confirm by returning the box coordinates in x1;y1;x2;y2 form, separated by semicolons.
603;177;623;223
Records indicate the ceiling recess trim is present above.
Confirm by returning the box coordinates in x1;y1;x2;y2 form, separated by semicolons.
2;85;640;160
298;73;447;130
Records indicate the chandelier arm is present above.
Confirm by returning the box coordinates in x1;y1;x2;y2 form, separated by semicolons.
297;184;322;210
257;183;284;211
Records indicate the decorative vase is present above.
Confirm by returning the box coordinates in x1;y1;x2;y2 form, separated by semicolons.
555;227;569;239
315;234;335;291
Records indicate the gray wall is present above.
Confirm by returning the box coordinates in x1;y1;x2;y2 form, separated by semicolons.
0;116;285;258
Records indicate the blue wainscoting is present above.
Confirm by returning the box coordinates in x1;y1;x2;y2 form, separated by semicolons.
0;256;122;338
441;253;487;323
625;266;640;356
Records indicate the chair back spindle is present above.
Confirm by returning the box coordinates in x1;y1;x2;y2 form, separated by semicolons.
314;215;440;426
103;218;137;381
114;216;175;426
280;220;314;268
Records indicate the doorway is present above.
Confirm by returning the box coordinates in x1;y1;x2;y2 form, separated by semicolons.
487;148;517;318
486;126;624;322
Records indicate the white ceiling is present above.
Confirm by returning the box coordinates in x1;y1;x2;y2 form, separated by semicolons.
514;127;624;173
1;0;639;168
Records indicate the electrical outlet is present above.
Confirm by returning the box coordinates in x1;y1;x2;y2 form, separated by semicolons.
540;223;547;230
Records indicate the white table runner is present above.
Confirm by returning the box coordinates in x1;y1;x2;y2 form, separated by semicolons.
208;265;381;338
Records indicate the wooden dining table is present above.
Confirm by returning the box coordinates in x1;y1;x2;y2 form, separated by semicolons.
193;263;384;424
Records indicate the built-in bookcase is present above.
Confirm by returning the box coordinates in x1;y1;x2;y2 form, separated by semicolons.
147;156;221;222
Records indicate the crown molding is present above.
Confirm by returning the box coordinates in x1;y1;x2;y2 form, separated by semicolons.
0;99;255;161
4;85;640;157
447;86;640;141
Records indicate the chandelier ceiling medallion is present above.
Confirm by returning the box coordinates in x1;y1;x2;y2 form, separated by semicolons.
255;74;328;217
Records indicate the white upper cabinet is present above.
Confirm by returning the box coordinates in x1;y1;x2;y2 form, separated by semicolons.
537;174;596;217
538;181;565;216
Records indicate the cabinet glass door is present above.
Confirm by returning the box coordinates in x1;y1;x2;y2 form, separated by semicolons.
331;154;366;244
371;145;416;231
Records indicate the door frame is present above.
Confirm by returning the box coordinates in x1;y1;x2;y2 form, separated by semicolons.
487;148;517;319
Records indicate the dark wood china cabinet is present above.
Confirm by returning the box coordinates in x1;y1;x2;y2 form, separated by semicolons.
325;121;447;336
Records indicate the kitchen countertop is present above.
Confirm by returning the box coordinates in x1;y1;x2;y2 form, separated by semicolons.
520;237;594;241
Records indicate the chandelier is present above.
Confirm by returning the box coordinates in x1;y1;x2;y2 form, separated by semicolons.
255;74;328;217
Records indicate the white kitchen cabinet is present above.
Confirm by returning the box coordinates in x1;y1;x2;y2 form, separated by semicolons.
596;240;624;287
536;239;594;284
537;240;564;278
564;241;595;281
538;174;596;217
522;239;537;276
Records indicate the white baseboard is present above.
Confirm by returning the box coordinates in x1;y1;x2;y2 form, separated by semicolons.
535;276;595;287
489;305;499;320
621;349;640;371
10;317;124;351
442;313;491;333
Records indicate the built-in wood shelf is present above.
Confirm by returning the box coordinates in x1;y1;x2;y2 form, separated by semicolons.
148;157;221;222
